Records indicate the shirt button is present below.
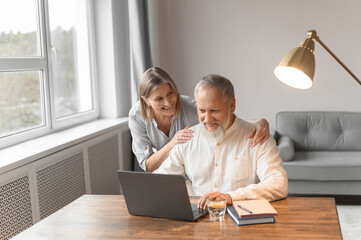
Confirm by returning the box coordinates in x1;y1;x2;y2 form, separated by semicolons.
215;163;218;167
216;143;220;146
214;184;218;188
145;146;148;150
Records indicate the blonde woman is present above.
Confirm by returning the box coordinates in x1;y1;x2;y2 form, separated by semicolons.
129;67;270;172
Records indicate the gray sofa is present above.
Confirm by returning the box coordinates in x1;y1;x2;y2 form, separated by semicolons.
274;111;361;195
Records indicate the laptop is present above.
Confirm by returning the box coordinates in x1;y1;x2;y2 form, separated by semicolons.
117;170;208;221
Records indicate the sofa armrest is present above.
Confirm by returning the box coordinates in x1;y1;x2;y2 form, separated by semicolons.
277;136;295;162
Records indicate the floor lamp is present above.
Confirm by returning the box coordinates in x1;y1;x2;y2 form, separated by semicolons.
274;29;361;89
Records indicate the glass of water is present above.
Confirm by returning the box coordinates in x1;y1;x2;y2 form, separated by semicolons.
207;197;227;221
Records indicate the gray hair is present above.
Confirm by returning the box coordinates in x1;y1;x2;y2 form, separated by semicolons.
194;74;235;102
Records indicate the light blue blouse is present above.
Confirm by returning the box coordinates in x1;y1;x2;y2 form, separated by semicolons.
128;95;199;171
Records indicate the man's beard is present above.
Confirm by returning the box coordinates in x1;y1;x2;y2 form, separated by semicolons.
201;120;228;141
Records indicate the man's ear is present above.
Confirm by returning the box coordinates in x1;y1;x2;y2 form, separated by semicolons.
230;98;236;113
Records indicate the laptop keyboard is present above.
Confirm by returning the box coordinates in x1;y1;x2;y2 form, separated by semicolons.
191;204;207;217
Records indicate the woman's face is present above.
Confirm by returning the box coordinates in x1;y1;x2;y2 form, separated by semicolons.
145;82;178;119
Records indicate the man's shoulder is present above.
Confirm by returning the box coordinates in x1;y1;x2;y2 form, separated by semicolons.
173;123;202;153
235;117;277;146
189;123;203;134
234;117;254;133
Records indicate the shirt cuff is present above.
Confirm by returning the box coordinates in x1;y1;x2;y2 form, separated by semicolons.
138;146;153;171
227;190;244;202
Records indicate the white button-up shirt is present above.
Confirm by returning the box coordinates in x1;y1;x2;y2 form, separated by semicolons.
155;116;288;202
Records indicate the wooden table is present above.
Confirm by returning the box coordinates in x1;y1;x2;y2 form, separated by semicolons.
12;195;342;240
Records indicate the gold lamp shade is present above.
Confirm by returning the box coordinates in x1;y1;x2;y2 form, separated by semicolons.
274;37;315;89
274;30;361;89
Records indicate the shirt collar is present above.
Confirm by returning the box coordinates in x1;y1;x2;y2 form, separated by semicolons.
224;114;238;135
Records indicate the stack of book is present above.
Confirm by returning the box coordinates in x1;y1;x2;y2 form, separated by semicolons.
227;199;278;226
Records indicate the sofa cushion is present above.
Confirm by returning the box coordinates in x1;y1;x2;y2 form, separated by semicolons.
276;112;361;151
284;151;361;181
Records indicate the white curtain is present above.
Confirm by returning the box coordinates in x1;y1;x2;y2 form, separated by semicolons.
128;0;152;105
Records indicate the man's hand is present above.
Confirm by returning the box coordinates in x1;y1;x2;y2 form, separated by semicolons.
248;118;270;147
197;192;232;210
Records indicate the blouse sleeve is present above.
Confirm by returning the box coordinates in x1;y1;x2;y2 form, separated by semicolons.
128;108;154;171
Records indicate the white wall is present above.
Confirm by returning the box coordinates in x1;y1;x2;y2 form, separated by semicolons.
148;0;361;127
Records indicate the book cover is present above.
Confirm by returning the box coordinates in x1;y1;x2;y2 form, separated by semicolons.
227;206;275;226
232;199;278;218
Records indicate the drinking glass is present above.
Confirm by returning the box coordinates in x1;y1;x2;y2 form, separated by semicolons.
207;197;227;221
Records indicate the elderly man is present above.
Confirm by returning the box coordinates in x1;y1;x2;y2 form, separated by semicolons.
154;74;288;209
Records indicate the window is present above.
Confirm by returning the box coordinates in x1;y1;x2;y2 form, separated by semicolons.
0;0;98;148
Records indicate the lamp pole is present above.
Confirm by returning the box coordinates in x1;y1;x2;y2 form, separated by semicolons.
307;30;361;85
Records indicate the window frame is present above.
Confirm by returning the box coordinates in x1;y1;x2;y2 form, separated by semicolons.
0;0;99;149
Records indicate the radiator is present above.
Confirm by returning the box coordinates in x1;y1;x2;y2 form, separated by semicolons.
0;174;33;240
88;135;120;194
